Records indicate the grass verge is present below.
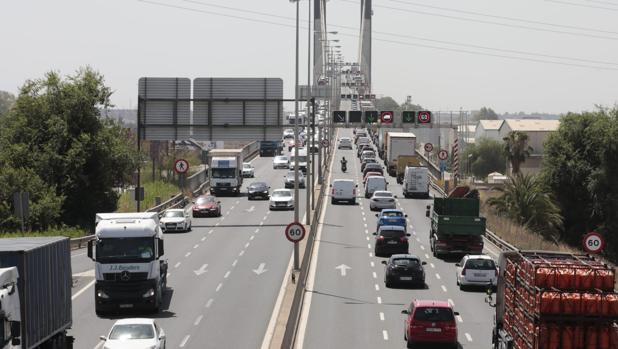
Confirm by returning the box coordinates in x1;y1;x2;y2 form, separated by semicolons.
117;181;181;212
0;226;87;239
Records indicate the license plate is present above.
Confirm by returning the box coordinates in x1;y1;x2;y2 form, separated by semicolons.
474;273;486;277
400;277;412;281
119;304;133;308
387;241;398;245
426;328;442;332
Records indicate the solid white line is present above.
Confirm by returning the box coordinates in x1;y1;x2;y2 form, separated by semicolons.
430;263;435;268
194;314;204;326
375;284;380;291
232;259;238;267
193;244;199;249
216;283;223;292
441;285;447;292
377;296;382;304
93;340;104;349
185;252;191;257
370;261;375;267
382;330;389;340
205;298;213;308
435;273;441;279
465;333;473;342
239;250;245;256
174;262;181;268
250;235;255;240
224;271;231;278
379;312;385;321
201;236;206;241
372;272;377;278
179;335;190;347
72;279;95;300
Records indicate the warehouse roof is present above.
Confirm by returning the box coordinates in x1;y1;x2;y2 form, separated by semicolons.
501;119;560;132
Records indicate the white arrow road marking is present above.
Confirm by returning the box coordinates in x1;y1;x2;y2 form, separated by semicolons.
335;264;351;276
253;263;268;275
193;264;208;276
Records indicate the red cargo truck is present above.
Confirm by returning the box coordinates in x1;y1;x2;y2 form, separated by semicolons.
487;250;618;349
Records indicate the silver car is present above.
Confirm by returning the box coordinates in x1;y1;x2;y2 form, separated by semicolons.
284;170;305;188
369;190;396;211
273;155;289;169
160;209;191;232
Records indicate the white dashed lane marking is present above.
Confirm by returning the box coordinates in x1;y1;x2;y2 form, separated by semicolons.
232;259;238;267
430;263;435;268
382;330;389;341
372;272;377;278
379;312;385;321
216;283;223;292
224;271;231;278
435;273;441;279
465;333;473;342
193;244;199;249
201;236;206;241
174;262;181;268
205;299;214;308
194;315;203;326
179;335;190;347
441;285;447;292
370;261;375;267
375;284;380;291
377;296;382;304
185;252;191;257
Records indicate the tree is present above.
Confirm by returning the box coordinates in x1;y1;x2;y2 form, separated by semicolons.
0;91;16;115
375;96;400;112
0;67;140;230
463;138;506;178
487;173;563;240
541;108;618;261
503;131;533;174
473;107;498;121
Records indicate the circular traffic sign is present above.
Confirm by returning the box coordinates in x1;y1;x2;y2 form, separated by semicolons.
174;159;189;174
285;222;306;243
438;150;448;160
321;139;329;147
380;111;393;123
418;111;432;123
424;143;434;152
582;231;604;253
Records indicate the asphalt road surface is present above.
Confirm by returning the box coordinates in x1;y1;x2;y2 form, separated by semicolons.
69;149;312;349
298;128;497;349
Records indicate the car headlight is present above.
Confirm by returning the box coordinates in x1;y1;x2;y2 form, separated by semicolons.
97;290;110;299
142;288;155;298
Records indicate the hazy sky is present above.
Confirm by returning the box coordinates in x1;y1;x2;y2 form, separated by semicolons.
2;0;618;114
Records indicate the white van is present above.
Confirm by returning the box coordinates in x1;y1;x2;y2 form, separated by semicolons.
365;176;388;198
330;179;357;204
402;166;430;198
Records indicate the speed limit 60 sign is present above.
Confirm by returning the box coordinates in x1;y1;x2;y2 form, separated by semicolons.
285;222;306;243
582;231;604;253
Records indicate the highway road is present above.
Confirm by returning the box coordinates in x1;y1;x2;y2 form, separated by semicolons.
298;129;497;349
68;150;311;348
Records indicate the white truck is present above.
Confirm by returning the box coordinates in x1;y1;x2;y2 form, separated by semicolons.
208;149;244;196
384;132;416;177
402;166;430;198
87;212;168;315
289;148;308;174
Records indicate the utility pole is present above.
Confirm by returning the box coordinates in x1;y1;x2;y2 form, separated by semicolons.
293;0;300;271
306;0;312;225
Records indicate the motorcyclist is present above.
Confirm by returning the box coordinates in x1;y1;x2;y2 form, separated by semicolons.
340;157;348;172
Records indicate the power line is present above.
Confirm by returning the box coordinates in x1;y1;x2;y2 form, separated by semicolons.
337;0;618;41
167;0;618;66
385;0;618;35
545;0;618;11
137;0;618;71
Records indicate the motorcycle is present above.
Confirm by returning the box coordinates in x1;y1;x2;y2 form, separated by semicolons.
341;162;347;173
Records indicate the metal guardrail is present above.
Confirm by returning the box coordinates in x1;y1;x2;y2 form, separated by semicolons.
69;142;261;250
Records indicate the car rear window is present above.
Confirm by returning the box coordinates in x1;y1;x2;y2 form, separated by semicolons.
374;192;392;197
380;230;405;238
383;212;403;217
413;307;454;322
466;259;496;270
393;258;419;266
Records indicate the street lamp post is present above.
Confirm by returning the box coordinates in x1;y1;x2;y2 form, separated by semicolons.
291;0;300;271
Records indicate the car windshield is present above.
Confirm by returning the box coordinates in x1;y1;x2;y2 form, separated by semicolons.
243;164;251;169
393;258;419;266
383;211;403;217
466;258;496;270
212;168;236;178
379;230;405;238
96;237;155;263
196;197;216;204
413;307;454;322
250;182;267;188
109;324;155;340
287;171;302;178
164;211;184;218
272;191;291;198
374;192;392;197
275;156;287;161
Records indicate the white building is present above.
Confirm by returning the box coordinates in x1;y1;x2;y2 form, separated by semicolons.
474;120;504;142
498;119;560;175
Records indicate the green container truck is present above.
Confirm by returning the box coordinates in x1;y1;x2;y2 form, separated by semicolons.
426;196;486;257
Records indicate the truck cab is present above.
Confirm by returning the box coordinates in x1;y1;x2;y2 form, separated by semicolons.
0;267;22;348
208;149;244;196
88;213;167;315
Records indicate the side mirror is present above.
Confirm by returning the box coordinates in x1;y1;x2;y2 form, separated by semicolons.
404;214;408;218
217;201;221;204
329;184;332;187
87;240;94;260
159;334;166;340
455;263;461;267
158;239;165;257
401;310;409;315
426;205;430;210
421;261;427;265
394;195;398;198
406;234;411;237
355;184;358;188
99;336;107;341
453;311;460;316
372;232;377;235
375;214;379;217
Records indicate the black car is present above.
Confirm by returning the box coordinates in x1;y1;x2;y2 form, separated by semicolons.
357;144;372;157
360;158;378;172
382;254;426;288
247;182;271;200
362;163;384;177
373;226;410;256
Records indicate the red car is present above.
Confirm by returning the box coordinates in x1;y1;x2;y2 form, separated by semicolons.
192;195;221;217
363;171;382;184
402;300;459;349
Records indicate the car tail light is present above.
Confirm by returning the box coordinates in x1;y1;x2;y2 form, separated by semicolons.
400;237;408;243
377;236;385;241
462;268;467;276
353;189;356;196
332;189;335;196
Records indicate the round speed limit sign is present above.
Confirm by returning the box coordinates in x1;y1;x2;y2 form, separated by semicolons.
582;231;604;253
285;222;306;243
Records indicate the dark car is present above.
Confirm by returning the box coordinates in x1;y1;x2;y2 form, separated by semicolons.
192;195;221;217
382;254;426;288
373;226;410;256
357;144;372;157
360;158;378;172
362;163;384;177
247;182;270;200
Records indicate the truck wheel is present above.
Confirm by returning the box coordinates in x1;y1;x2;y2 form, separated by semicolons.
406;339;415;349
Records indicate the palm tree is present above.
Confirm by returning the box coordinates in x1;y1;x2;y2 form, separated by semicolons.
503;131;533;174
487;173;563;240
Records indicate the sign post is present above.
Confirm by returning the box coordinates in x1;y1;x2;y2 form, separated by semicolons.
286;222;306;270
582;231;604;254
174;159;189;190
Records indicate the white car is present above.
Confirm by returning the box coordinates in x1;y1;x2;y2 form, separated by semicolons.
101;318;166;349
338;137;352;149
284;170;305;188
283;128;294;137
242;162;255;178
270;189;294;210
160;209;191;232
273;155;289;169
455;254;498;290
369;191;396;211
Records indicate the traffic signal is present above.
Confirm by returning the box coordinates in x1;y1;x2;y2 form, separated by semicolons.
380;111;394;124
333;111;346;123
417;111;432;124
348;111;362;123
365;111;378;123
402;111;416;123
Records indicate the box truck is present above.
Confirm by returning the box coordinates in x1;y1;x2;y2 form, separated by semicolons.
208;149;244;196
384;132;416;176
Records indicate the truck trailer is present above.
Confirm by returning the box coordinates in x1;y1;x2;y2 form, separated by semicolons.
488;250;617;349
0;237;73;349
384;132;416;177
208;149;244;196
